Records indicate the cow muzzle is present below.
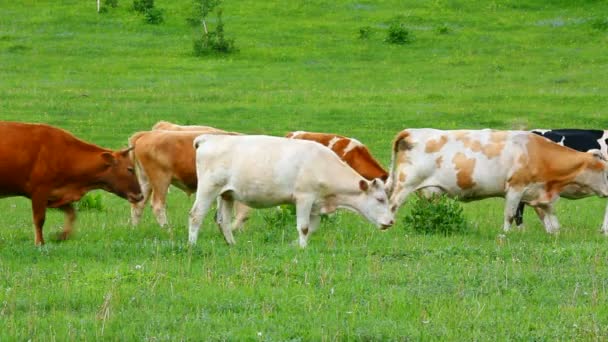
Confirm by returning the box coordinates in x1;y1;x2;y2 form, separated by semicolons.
128;193;144;203
379;219;394;230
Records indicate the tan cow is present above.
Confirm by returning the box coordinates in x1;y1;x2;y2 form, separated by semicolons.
387;129;608;233
129;127;247;228
286;131;388;181
0;121;142;245
152;121;220;132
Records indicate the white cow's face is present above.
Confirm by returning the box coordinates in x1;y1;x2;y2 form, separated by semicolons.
358;178;394;230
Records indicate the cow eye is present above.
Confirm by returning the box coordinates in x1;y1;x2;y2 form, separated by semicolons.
377;197;385;204
127;167;135;174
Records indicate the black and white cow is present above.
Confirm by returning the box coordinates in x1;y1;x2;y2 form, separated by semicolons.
515;129;608;233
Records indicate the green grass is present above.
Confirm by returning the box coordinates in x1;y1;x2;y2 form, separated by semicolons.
2;0;608;339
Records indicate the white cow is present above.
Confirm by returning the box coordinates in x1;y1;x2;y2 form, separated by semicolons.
188;134;395;247
387;129;608;233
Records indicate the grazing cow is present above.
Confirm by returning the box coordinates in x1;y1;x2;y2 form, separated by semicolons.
387;129;608;233
152;120;220;132
286;131;389;181
188;135;394;247
128;129;248;228
0;122;143;245
515;129;608;233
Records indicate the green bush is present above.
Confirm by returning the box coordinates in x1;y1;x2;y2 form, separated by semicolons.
133;0;153;13
193;9;237;55
591;18;608;31
75;192;104;211
358;26;373;40
261;205;296;229
403;194;469;235
144;7;164;24
385;22;412;44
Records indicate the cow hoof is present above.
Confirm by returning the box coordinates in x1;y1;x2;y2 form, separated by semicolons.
53;231;71;242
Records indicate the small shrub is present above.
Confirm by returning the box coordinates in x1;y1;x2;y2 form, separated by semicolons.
193;9;237;55
144;7;164;24
75;193;104;211
133;0;153;13
591;18;608;31
105;0;118;8
358;26;373;39
403;194;468;235
261;205;296;229
437;25;449;34
385;22;412;44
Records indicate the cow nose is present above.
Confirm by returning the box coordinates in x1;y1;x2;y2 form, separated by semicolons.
380;220;394;230
130;193;144;203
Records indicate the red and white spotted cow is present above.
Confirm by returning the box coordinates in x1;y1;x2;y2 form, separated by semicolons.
0;122;143;245
286;131;389;181
387;129;608;233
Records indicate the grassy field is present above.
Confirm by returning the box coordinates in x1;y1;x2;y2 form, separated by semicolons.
2;0;608;339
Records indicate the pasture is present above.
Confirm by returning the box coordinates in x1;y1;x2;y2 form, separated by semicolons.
2;0;608;339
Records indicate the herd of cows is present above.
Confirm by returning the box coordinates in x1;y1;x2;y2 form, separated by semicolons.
1;120;608;246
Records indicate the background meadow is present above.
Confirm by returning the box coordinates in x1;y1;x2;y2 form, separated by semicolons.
1;0;608;339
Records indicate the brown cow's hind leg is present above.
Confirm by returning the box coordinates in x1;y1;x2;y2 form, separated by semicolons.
56;204;76;241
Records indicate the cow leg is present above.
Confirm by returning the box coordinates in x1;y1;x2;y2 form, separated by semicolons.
601;201;608;235
295;197;314;248
218;198;236;245
31;192;48;245
503;190;523;232
514;202;526;228
149;176;171;228
534;205;560;234
231;201;251;232
56;204;76;241
188;183;219;245
130;168;152;226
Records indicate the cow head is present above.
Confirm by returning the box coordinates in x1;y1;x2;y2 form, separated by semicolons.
357;178;394;230
578;151;608;198
99;147;143;203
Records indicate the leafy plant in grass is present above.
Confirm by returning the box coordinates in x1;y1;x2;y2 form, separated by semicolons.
261;205;296;229
358;26;373;40
590;18;608;31
133;0;153;13
75;192;104;211
403;194;468;235
385;22;412;44
98;0;118;13
133;0;164;24
191;0;237;56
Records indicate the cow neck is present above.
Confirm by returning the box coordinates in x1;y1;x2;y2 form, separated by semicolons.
61;138;114;189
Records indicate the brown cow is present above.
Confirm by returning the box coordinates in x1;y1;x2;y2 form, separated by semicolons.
286;131;389;181
0;122;143;245
129;127;248;228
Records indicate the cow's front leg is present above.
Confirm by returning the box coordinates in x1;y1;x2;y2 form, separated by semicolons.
130;170;152;226
218;197;236;245
503;190;523;232
56;204;76;241
295;197;314;248
188;184;218;245
31;192;49;245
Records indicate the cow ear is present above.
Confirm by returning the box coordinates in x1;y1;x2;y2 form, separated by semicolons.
359;180;369;192
119;146;134;157
101;152;116;166
588;149;607;162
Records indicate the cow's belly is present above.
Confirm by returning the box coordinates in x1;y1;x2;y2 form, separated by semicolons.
222;182;295;209
420;175;506;200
